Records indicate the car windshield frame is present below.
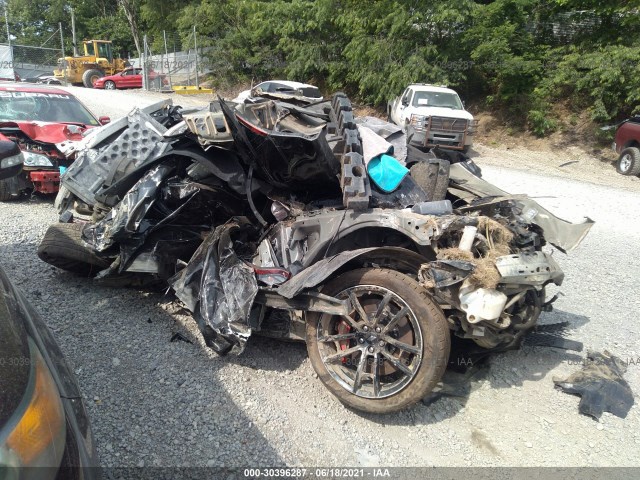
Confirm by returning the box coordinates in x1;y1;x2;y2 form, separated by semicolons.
412;91;463;110
0;91;100;126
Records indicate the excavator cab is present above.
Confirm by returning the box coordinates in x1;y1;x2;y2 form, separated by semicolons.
84;41;113;63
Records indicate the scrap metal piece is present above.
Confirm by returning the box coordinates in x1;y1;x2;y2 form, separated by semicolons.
341;152;371;209
83;162;174;253
355;116;406;163
60;108;169;207
56;99;174;156
495;251;564;286
183;110;234;146
170;221;258;355
254;290;351;316
554;351;634;419
449;163;594;252
421;260;474;289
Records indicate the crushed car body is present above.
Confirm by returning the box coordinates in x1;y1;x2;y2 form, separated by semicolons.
38;93;594;414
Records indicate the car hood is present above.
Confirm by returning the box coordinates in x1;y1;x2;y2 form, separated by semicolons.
412;107;473;120
0;121;91;144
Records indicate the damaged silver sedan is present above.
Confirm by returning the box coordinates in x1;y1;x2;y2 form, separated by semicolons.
38;94;593;414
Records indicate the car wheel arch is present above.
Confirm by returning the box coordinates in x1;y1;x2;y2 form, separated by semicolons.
623;140;640;149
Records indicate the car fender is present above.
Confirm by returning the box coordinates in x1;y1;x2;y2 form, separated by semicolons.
277;246;430;299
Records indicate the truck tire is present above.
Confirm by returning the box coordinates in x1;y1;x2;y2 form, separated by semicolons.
306;268;450;414
82;69;104;88
616;147;640;176
38;223;111;276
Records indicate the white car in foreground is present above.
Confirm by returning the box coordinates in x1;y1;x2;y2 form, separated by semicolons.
388;84;477;152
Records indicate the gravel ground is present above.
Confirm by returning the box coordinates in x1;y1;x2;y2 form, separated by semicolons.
1;87;639;468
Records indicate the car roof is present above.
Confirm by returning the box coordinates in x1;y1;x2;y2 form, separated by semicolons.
258;80;317;89
408;84;458;94
0;82;72;96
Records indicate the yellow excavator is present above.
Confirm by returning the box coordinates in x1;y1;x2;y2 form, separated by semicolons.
53;40;128;87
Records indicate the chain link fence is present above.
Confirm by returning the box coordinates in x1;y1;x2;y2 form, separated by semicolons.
136;29;209;92
0;10;65;84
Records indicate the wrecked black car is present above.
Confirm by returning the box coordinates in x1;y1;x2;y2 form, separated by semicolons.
37;94;594;414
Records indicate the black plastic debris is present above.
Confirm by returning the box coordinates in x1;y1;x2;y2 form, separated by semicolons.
553;351;635;420
170;220;259;355
169;332;193;344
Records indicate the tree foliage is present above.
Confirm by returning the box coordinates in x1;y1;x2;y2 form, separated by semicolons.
4;0;640;129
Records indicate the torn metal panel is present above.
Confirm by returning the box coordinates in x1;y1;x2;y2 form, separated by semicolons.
83;162;175;252
421;259;474;289
495;252;564;286
254;290;351;316
60;108;170;207
369;174;429;209
277;247;379;299
170;221;258;355
554;351;634;419
182;109;234;146
355;116;407;164
449;163;594;252
281;208;448;267
356;125;394;165
56;99;174;156
276;246;432;299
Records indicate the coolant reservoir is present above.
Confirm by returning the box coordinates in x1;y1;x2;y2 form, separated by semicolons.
459;281;508;324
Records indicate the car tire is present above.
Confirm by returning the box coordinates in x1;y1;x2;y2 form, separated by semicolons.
306;268;450;414
38;223;111;276
616;147;640;176
104;80;116;90
82;69;104;88
0;178;16;201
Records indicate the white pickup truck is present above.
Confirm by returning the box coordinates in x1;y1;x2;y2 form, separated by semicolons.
388;84;477;152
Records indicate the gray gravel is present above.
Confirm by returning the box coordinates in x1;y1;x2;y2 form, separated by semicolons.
1;88;639;467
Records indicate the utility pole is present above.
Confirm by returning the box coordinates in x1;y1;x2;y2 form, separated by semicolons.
193;25;199;88
163;30;172;89
59;22;64;55
71;7;78;56
4;4;10;49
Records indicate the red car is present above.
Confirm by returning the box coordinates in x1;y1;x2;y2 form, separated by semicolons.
0;83;109;201
93;67;167;90
613;116;640;176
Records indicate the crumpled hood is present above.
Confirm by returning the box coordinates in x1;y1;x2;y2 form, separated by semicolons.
412;107;473;121
0;121;90;144
448;163;594;252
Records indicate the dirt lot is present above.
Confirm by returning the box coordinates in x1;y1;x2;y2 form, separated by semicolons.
1;87;638;468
